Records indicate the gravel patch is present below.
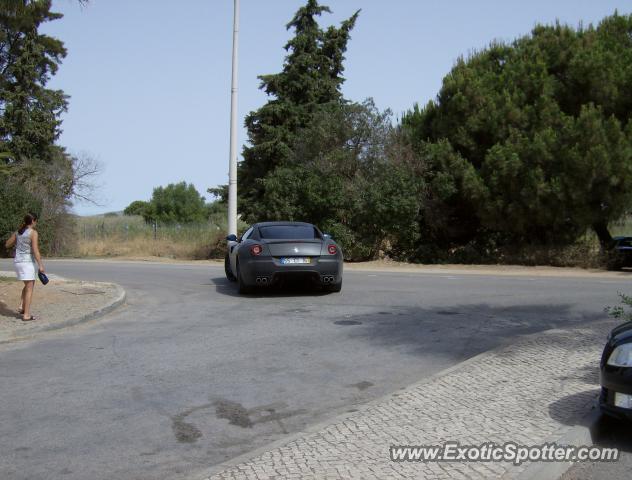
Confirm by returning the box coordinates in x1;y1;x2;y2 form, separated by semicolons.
0;270;124;343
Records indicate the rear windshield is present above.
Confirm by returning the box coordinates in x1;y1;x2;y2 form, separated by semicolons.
258;225;320;240
617;238;632;247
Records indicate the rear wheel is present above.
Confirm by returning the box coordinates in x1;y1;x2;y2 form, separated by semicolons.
225;254;236;281
237;261;253;294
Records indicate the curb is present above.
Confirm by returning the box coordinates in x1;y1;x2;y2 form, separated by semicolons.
200;321;612;480
0;281;126;344
516;403;603;480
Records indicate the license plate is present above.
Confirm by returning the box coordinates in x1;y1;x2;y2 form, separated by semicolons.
280;257;310;264
615;392;632;409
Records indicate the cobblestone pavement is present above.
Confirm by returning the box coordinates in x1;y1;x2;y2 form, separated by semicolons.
0;270;123;342
206;320;615;480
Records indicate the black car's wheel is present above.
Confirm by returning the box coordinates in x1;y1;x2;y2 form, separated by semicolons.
325;281;342;293
236;260;253;294
225;254;236;282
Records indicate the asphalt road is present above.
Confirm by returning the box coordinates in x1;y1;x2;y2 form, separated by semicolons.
0;259;630;480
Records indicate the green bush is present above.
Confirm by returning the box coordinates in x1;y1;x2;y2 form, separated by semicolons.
0;178;42;257
605;293;632;323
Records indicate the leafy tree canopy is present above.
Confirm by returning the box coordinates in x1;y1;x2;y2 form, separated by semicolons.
403;12;632;248
238;0;359;221
127;182;209;225
0;0;67;164
123;200;149;217
0;0;87;255
259;99;424;260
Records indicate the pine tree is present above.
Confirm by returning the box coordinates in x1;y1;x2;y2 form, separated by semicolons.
403;13;632;249
238;0;359;221
0;0;67;165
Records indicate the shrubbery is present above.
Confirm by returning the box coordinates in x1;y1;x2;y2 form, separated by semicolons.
230;5;632;264
1;1;92;257
123;182;224;226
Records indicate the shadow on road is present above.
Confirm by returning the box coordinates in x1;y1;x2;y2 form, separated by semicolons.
208;276;332;298
338;302;602;358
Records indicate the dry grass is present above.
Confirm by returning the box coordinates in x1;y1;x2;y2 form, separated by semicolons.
72;215;231;260
75;236;223;260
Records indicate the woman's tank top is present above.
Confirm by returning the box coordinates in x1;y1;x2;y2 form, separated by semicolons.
14;228;33;263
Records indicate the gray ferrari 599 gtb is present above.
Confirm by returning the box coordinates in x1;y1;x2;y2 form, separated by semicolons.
224;221;343;294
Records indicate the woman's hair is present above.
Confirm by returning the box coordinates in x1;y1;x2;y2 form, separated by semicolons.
18;213;38;235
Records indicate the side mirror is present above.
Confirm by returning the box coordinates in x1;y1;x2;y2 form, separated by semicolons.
323;233;332;239
226;234;238;242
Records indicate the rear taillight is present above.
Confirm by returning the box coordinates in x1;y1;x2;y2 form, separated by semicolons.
250;244;263;256
328;244;337;255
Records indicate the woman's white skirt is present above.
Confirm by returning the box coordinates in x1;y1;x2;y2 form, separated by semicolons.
14;262;36;281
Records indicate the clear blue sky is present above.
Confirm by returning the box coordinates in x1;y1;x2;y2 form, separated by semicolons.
43;0;630;215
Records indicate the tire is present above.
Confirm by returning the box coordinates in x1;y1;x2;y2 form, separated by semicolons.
225;254;236;282
325;281;342;293
607;258;623;271
605;251;624;271
237;261;253;294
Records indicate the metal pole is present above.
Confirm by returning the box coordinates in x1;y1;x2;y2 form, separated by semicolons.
228;0;239;237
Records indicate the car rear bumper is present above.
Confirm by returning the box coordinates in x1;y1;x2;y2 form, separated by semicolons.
239;256;343;286
599;366;632;420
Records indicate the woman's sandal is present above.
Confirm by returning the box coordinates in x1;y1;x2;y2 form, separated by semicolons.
22;316;36;322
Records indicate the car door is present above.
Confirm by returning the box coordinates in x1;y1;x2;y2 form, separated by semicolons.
230;226;253;274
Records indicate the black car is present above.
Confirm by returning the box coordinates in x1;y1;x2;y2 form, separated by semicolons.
224;221;343;294
600;321;632;420
608;236;632;270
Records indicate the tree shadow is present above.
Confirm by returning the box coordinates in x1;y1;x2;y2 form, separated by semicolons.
204;279;607;364
332;302;603;360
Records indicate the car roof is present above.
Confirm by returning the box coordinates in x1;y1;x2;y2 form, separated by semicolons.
253;221;315;228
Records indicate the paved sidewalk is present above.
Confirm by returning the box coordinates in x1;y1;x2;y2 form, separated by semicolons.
205;320;615;480
0;270;124;343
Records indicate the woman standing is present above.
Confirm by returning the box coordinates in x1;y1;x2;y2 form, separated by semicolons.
4;213;45;321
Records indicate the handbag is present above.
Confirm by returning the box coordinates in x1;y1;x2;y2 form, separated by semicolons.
38;271;49;285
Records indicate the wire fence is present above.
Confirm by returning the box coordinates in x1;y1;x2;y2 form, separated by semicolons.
75;215;229;259
78;218;224;242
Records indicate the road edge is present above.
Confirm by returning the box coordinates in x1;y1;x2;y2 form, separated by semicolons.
0;282;126;344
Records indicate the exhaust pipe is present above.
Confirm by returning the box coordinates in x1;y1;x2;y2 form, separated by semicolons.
323;276;334;284
256;277;262;284
256;276;269;284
